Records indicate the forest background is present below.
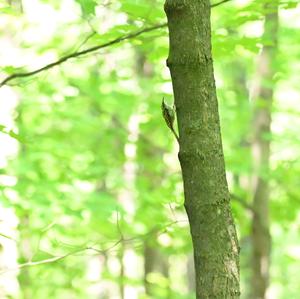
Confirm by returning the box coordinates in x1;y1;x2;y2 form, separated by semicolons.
0;0;299;298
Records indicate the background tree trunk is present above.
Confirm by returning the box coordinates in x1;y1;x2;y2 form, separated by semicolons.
250;2;279;299
164;0;240;298
135;51;170;298
144;243;169;296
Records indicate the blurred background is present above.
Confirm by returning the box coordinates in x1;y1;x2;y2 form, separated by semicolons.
0;0;299;298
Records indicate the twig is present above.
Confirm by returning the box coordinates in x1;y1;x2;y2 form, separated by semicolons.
0;232;17;242
0;24;166;87
211;0;232;8
0;247;85;275
0;0;232;87
230;193;254;213
0;220;184;275
74;31;97;52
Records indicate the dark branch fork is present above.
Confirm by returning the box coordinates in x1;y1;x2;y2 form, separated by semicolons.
0;0;232;88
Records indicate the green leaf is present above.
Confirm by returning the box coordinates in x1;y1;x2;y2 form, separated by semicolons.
0;6;20;15
75;0;97;16
0;127;25;143
280;0;299;9
1;65;25;74
9;130;25;142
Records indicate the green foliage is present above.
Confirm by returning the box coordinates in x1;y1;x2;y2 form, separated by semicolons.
0;125;24;142
0;0;299;298
75;0;97;16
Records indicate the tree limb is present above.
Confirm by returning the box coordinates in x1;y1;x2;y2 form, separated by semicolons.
0;0;232;88
230;193;254;213
211;0;232;8
0;23;167;87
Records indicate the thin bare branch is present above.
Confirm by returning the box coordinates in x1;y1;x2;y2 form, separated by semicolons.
0;248;85;275
0;24;166;87
74;31;97;52
0;232;17;242
211;0;232;8
0;220;185;275
230;193;254;213
0;0;232;88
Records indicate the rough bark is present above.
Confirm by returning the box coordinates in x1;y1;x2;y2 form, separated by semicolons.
164;1;240;298
250;3;279;299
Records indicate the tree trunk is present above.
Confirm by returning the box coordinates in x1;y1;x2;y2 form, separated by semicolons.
134;50;172;298
144;243;169;297
164;1;240;298
250;3;279;299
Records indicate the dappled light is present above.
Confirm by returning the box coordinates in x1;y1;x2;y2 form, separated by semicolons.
0;0;299;298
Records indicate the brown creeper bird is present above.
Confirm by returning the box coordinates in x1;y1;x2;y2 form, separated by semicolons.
161;97;179;142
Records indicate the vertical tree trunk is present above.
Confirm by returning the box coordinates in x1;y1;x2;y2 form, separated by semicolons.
134;51;171;297
144;243;169;296
250;3;279;299
164;1;239;298
118;246;125;299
